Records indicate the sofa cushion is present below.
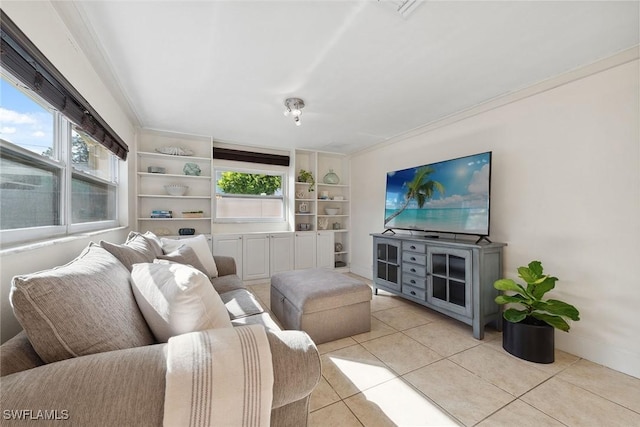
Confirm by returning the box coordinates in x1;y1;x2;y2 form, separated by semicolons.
100;233;157;271
220;289;265;320
161;235;218;278
130;262;232;342
0;331;44;376
10;243;155;363
157;245;208;276
211;274;245;294
0;344;167;427
231;313;282;331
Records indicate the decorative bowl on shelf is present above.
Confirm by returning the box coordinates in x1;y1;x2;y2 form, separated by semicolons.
164;184;189;196
155;146;194;156
325;208;339;215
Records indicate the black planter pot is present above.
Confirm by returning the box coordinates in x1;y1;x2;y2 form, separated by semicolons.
503;319;554;363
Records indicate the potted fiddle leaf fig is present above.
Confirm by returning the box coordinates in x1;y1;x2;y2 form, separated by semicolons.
494;260;580;363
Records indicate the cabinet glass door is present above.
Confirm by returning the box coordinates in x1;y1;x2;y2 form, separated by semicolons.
427;247;472;316
374;239;401;291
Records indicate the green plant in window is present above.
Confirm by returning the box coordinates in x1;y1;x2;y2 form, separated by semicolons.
217;172;281;195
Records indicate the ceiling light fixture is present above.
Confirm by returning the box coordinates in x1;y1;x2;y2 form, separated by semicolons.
284;97;305;126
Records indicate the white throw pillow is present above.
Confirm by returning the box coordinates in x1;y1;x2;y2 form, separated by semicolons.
130;262;231;342
161;235;218;278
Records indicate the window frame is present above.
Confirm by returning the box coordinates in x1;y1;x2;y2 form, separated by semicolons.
0;73;119;246
213;166;287;224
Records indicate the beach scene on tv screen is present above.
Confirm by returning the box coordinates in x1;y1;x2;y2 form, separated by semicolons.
384;152;491;235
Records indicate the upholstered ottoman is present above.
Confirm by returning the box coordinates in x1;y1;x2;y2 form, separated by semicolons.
270;269;372;344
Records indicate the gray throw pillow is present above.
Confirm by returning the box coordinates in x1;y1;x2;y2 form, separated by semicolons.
157;245;209;277
100;233;157;271
142;231;164;257
10;243;155;364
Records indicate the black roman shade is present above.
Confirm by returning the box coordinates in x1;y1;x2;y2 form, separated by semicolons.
213;147;290;167
0;11;129;160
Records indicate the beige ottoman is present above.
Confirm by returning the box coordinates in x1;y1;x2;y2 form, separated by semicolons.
270;269;372;344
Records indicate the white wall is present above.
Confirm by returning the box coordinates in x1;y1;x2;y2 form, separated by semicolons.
350;56;640;378
0;2;136;342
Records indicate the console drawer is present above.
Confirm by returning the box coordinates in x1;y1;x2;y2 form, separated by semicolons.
403;264;426;277
402;285;426;300
402;252;426;265
403;273;427;290
402;241;427;253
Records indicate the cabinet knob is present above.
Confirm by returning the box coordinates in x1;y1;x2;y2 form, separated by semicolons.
411;268;416;272
410;245;416;249
410;291;416;296
411;257;416;261
410;280;415;284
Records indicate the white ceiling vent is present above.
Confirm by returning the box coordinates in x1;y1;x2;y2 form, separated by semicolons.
377;0;423;18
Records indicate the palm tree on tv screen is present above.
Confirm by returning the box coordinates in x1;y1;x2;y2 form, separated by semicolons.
385;166;445;225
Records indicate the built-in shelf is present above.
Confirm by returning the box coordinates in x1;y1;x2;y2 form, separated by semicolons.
138;195;210;199
295;149;350;270
136;130;213;236
137;151;211;162
137;172;212;179
138;217;212;221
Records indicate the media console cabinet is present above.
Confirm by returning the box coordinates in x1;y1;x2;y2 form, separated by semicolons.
371;233;506;339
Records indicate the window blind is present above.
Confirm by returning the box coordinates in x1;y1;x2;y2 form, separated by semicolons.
0;11;129;160
212;147;290;167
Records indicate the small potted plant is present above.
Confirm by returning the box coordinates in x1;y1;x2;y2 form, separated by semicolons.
494;260;580;363
297;169;315;192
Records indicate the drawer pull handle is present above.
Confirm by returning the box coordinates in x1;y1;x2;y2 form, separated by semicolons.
410;245;416;249
411;268;416;272
411;257;416;261
410;291;416;296
410;280;416;284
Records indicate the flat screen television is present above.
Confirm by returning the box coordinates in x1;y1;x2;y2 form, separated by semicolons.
384;151;492;238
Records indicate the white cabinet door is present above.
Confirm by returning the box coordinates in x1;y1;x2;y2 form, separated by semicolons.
270;233;294;275
294;232;316;270
242;233;270;281
316;231;335;269
213;234;243;276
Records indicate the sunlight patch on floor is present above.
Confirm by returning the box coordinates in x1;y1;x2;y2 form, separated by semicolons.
329;356;459;426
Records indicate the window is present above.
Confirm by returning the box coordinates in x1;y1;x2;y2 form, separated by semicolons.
71;127;117;225
0;147;62;230
214;168;286;222
0;75;118;245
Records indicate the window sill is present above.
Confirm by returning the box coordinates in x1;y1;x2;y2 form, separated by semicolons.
0;226;128;256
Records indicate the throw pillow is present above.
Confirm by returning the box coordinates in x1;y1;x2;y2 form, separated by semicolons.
157;245;209;276
130;262;232;342
10;243;155;364
100;233;157;271
141;231;164;257
161;235;218;278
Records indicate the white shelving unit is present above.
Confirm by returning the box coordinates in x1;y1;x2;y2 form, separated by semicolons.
136;129;213;237
294;149;350;271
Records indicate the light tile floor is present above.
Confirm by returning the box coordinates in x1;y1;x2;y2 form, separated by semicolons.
247;276;640;427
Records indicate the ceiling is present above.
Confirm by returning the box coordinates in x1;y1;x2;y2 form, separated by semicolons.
54;1;639;154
